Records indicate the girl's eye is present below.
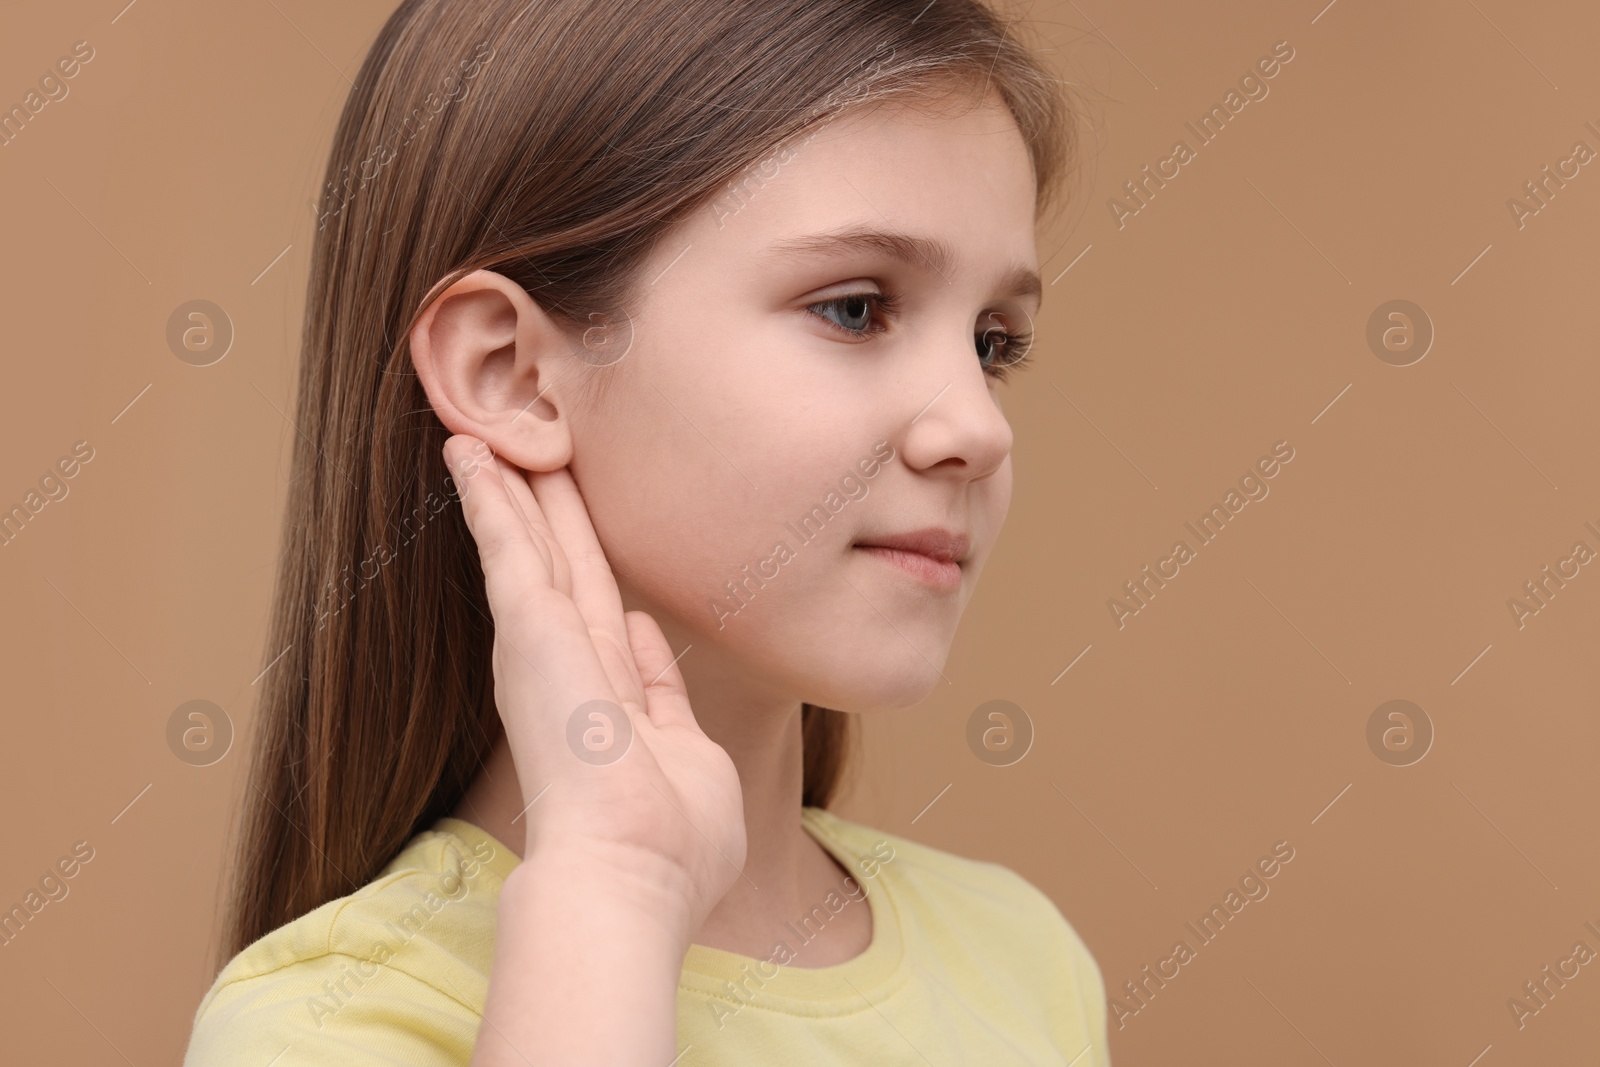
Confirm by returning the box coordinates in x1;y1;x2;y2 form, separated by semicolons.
805;292;1036;382
976;315;1035;383
806;291;895;338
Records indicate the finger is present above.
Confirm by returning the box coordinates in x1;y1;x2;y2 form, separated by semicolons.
623;610;697;731
445;437;558;596
484;453;572;599
523;466;640;697
443;436;615;706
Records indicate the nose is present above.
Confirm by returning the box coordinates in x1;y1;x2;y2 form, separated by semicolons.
894;332;1014;481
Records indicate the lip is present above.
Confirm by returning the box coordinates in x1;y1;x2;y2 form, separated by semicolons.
853;527;970;562
852;527;969;592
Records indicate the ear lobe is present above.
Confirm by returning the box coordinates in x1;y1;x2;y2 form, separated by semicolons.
409;269;575;473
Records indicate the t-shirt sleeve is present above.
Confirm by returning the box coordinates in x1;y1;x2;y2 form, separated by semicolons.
1057;906;1113;1067
182;951;483;1067
1004;868;1113;1067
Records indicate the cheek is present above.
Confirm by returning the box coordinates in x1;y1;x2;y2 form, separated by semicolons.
569;357;856;638
604;455;861;633
576;417;978;710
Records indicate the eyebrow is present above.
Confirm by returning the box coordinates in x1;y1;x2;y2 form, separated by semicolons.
764;226;1043;305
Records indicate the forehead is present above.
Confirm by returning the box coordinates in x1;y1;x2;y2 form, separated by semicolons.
681;91;1039;282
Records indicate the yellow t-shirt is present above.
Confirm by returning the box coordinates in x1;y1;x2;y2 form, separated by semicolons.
184;807;1111;1065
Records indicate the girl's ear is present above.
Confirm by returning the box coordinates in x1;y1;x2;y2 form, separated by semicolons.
409;268;576;473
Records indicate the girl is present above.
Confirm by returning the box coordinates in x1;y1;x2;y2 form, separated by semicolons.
184;0;1108;1062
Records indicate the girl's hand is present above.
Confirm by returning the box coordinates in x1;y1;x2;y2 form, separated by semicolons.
443;434;746;939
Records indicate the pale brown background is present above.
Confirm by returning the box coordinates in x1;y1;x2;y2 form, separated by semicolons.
2;0;1596;1063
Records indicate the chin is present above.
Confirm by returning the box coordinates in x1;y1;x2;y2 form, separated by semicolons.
798;654;951;714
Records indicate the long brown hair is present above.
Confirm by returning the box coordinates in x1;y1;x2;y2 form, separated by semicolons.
222;0;1078;964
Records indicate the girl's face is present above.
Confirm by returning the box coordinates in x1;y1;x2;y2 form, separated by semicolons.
567;89;1041;714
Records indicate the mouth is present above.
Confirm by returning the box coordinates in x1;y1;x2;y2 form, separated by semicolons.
851;527;969;592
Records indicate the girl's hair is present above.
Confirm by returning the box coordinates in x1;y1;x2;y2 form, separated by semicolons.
222;0;1078;964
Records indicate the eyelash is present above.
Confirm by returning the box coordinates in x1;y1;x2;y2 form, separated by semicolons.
805;291;1036;382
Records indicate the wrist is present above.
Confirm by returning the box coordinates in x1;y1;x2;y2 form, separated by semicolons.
479;840;696;1065
505;841;703;949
